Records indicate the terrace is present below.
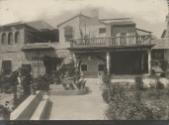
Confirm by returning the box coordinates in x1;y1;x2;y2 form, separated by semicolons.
70;35;152;49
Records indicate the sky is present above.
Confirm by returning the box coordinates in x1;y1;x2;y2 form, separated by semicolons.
0;0;168;38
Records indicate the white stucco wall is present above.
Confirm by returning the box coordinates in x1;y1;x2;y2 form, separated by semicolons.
57;15;109;46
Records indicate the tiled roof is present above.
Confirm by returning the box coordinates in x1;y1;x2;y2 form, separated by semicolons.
152;38;169;49
0;21;54;31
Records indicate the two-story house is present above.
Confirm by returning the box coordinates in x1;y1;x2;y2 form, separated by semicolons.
57;14;153;76
0;13;153;78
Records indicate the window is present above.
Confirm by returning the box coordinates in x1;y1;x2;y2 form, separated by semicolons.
98;64;105;71
22;64;32;73
99;28;106;34
8;32;13;45
1;33;6;44
2;60;12;74
81;64;87;71
15;32;20;43
64;26;74;41
152;50;164;60
120;33;127;45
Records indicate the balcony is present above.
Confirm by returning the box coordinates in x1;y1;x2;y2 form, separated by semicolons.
70;35;152;49
22;42;55;51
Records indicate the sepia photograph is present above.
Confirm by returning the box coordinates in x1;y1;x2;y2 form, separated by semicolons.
0;0;168;122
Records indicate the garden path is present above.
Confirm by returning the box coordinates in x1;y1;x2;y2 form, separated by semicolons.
48;78;108;120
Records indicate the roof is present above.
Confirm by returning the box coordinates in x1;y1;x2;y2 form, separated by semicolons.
136;28;151;33
57;13;106;27
100;18;135;26
57;14;89;27
26;21;54;30
111;21;135;26
0;21;54;31
161;29;167;38
136;28;151;36
152;38;169;49
0;21;23;27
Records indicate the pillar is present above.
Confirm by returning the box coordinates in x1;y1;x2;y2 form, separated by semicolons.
106;51;111;74
72;53;77;68
147;49;151;75
141;52;144;73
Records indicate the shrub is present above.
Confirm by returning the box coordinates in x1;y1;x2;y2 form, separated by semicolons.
103;81;169;120
102;88;111;103
135;76;144;90
102;73;111;87
33;74;50;91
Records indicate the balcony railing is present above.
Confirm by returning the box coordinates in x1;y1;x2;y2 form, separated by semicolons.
70;35;152;49
22;42;55;50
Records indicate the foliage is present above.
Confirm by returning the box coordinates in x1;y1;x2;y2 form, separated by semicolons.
58;61;76;78
102;88;111;103
135;76;144;90
103;75;169;120
0;104;11;120
33;74;50;91
58;61;81;83
102;73;111;87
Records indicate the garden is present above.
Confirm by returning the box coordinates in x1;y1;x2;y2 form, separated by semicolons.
33;60;89;95
101;60;169;120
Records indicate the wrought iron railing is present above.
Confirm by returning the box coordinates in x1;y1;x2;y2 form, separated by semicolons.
70;35;152;48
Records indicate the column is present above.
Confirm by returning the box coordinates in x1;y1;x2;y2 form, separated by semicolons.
141;53;144;73
72;53;77;68
106;51;111;74
147;49;151;75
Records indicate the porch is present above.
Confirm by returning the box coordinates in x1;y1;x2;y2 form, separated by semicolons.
72;47;152;76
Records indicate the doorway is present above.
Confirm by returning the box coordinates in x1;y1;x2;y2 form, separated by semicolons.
43;56;57;74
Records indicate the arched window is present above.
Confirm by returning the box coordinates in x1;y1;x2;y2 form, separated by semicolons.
1;33;6;44
15;32;20;43
64;26;74;41
8;32;13;45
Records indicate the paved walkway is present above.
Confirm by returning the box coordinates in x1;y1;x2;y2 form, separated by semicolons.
48;78;108;120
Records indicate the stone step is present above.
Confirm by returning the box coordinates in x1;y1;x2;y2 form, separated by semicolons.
10;91;43;120
30;95;49;120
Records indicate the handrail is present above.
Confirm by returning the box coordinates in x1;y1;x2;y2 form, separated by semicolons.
70;35;151;48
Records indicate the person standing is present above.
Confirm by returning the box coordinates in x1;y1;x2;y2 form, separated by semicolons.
21;67;32;98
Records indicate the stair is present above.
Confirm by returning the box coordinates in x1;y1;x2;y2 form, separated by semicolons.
30;95;50;120
10;91;50;120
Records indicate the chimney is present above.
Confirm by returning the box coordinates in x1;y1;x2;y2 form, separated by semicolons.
90;9;99;19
